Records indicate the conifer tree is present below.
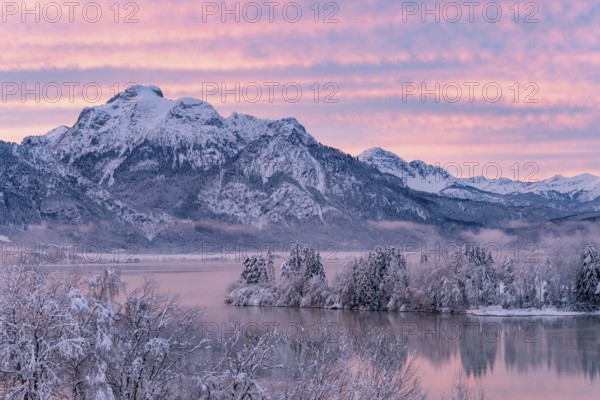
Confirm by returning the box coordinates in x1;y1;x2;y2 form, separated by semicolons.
575;246;600;306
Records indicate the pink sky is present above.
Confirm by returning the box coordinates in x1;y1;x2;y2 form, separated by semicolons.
1;0;599;178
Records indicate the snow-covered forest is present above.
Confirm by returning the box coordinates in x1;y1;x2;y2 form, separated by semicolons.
0;264;490;400
226;244;600;312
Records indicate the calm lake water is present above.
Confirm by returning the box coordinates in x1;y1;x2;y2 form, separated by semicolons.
105;257;600;400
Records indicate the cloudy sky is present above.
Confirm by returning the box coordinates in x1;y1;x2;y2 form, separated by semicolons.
1;0;599;179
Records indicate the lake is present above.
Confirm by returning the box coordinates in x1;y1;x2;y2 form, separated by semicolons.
104;256;600;400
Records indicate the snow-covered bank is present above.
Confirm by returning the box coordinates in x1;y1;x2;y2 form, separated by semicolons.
468;305;600;317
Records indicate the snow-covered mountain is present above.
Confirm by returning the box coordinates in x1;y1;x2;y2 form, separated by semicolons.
44;85;436;226
358;147;600;210
0;85;592;246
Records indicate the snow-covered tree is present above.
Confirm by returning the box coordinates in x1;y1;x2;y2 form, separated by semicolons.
481;262;498;306
575;246;600;306
64;269;121;399
193;326;276;399
281;243;303;280
88;267;125;303
513;260;538;308
266;249;276;283
353;256;379;310
438;272;464;311
240;255;269;285
406;257;439;312
368;247;390;309
333;258;360;309
0;265;86;399
381;247;409;310
336;247;409;311
500;258;517;307
105;277;205;399
302;246;325;284
462;246;497;307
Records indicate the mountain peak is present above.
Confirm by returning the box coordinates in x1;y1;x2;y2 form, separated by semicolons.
107;84;164;104
358;147;405;162
44;125;69;141
573;173;599;180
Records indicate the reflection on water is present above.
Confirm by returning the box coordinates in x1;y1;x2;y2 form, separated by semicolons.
108;261;600;399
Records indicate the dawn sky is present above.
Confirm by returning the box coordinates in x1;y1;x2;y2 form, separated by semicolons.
1;0;599;179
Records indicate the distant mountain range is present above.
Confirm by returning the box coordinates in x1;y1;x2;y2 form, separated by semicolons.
0;85;596;248
358;147;600;212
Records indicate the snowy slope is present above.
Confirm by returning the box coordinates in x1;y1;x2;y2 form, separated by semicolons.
358;148;453;193
0;138;170;240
